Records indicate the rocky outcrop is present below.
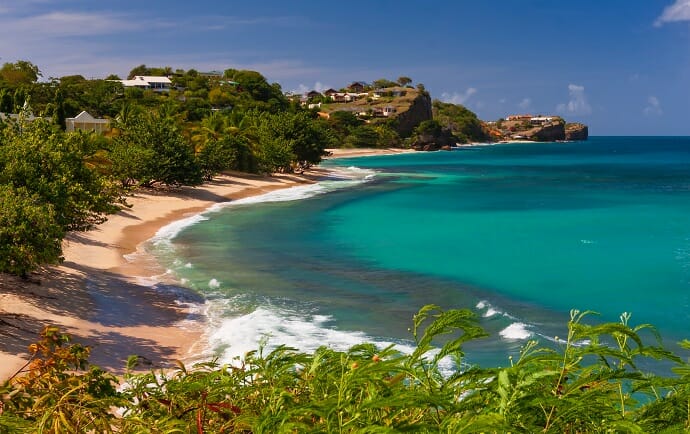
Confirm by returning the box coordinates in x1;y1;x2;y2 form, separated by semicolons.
565;123;588;141
529;123;565;142
395;92;432;137
411;127;455;151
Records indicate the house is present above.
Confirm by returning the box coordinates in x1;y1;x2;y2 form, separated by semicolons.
306;90;322;99
506;114;532;121
331;93;348;103
65;111;110;134
119;76;172;92
323;88;338;97
382;106;397;117
347;81;368;93
530;116;554;126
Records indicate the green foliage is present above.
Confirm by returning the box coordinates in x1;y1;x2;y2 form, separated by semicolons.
110;109;202;187
0;88;12;113
433;99;489;143
223;69;287;110
415;119;443;137
397;76;413;87
0;326;122;433
51;88;66;130
373;78;399;89
0;186;64;276
0;60;41;86
3;306;690;432
244;110;333;173
0;119;121;232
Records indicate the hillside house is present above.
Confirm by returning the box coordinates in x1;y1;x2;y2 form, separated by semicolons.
65;111;110;134
382;106;397;117
306;90;322;100
347;81;367;93
506;114;532;121
530;116;554;126
119;76;172;92
323;88;338;97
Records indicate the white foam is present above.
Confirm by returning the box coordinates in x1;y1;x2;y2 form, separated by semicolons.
151;213;209;246
499;323;532;340
208;307;372;363
485;308;499;318
204;304;462;376
185;263;193;268
476;300;502;318
208;278;221;289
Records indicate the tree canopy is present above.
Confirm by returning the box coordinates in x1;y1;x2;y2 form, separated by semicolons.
0;60;41;86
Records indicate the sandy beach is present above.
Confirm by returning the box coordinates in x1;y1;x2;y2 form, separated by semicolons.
325;147;415;158
0;169;330;381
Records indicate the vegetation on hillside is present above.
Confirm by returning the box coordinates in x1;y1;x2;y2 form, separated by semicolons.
432;100;490;143
0;63;460;275
2;306;690;432
0;61;341;276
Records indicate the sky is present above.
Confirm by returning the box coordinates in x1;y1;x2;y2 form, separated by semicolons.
1;0;689;135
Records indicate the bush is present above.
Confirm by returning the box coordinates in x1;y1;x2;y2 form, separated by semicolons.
3;307;690;432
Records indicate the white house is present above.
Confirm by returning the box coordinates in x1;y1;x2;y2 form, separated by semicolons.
530;116;554;126
65;111;110;134
119;76;172;92
382;106;397;117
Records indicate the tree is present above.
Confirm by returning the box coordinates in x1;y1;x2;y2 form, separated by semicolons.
432;100;489;143
223;69;287;108
0;60;41;85
127;64;149;79
0;119;121;232
345;125;380;148
13;87;27;112
52;88;66;129
0;88;12;113
397;76;412;87
110;110;202;187
0;186;64;276
373;78;398;89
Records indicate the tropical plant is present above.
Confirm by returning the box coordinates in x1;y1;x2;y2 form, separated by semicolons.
3;306;690;432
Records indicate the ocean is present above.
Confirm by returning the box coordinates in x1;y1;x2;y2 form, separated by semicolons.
145;137;690;367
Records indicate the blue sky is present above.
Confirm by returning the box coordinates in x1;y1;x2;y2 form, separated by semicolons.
1;0;688;135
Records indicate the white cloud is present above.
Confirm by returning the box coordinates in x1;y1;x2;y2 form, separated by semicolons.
643;96;663;116
557;84;592;116
655;0;690;26
440;87;477;105
0;12;140;39
518;98;531;110
293;81;330;94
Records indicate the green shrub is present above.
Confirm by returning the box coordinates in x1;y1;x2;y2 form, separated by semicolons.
2;306;690;432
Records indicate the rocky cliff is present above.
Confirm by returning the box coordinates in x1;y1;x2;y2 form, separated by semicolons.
565;123;588;141
394;92;432;137
529;123;566;142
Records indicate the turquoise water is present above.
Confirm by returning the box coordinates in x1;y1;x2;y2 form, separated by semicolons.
148;137;690;367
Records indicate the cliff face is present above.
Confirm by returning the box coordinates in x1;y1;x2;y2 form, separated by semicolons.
395;92;432;137
565;123;588;141
529;123;565;142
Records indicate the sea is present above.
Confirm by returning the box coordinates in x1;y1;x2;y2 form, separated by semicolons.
144;136;690;368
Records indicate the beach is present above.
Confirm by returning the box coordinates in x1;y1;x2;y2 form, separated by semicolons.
0;169;331;381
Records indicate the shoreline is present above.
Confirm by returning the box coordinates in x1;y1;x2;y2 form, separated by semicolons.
0;169;330;381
